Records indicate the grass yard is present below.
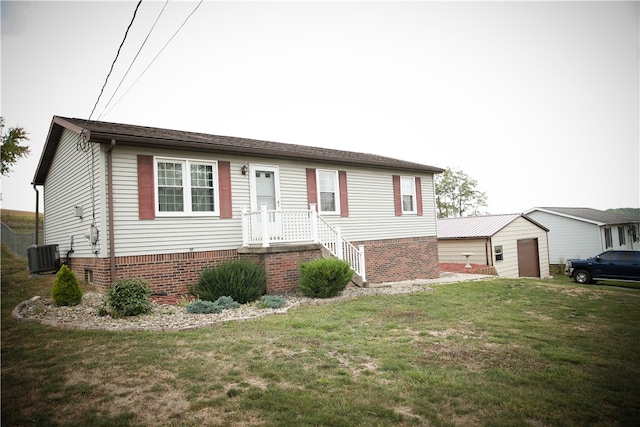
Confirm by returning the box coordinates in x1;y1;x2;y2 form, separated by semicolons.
2;245;640;426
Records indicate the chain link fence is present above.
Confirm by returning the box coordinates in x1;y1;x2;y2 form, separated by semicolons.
1;221;41;258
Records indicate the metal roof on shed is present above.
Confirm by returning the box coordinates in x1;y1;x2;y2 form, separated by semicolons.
437;214;547;239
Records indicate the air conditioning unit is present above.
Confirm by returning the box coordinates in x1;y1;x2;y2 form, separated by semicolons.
27;244;61;274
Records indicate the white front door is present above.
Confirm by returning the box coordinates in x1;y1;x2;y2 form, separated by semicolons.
250;165;281;211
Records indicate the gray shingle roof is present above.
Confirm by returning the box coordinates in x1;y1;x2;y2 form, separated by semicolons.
33;116;443;184
526;207;638;225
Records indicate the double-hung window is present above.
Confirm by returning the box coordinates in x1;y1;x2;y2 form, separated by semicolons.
401;176;416;213
618;226;626;246
156;158;218;215
604;227;613;249
317;170;340;214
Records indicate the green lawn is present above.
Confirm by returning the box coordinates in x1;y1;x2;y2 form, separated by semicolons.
2;245;640;426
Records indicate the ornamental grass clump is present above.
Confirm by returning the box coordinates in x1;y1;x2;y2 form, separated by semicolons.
298;258;353;298
51;265;83;306
105;278;152;318
191;260;266;304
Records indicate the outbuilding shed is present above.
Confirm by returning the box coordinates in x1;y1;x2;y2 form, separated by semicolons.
437;214;550;278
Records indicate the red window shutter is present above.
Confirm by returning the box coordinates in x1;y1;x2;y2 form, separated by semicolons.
415;176;423;216
306;168;317;209
137;155;155;220
338;170;349;217
218;161;233;219
392;175;402;216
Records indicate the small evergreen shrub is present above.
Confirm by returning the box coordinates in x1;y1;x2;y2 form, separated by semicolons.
190;260;266;304
215;296;241;310
186;300;223;314
298;258;353;298
105;278;152;318
52;265;83;306
257;295;286;309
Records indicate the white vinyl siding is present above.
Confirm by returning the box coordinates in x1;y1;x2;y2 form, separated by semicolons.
526;211;604;263
108;146;439;256
43;129;106;258
438;239;488;264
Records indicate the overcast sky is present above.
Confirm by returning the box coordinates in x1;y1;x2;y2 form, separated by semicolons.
1;0;638;215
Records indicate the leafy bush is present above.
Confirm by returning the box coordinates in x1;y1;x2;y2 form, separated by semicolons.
257;295;286;309
298;258;353;298
105;278;152;318
191;260;266;304
52;265;83;306
186;300;223;314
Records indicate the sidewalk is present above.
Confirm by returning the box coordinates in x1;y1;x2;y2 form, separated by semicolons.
368;272;496;288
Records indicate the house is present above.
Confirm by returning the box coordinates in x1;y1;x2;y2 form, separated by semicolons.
437;214;550;278
523;207;640;265
32;116;444;296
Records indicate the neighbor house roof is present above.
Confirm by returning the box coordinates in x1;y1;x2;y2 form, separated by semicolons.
523;207;639;226
33;116;444;185
437;214;548;239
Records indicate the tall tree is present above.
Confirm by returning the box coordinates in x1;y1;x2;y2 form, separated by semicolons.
1;117;30;176
435;167;488;218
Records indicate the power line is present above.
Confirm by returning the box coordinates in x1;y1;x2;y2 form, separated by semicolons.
85;0;143;124
100;0;205;118
97;0;170;121
79;0;143;151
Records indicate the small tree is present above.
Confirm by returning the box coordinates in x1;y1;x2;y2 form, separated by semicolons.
435;167;488;218
52;265;83;306
1;117;30;176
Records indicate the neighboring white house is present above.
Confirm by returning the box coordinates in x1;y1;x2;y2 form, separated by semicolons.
524;207;640;264
437;214;550;278
32;116;444;296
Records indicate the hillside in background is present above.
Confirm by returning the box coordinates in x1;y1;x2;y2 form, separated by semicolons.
1;209;43;233
607;208;640;221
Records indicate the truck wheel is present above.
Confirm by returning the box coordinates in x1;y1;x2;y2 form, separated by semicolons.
574;270;591;284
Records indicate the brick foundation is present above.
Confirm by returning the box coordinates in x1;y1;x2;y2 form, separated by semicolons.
64;235;439;298
238;244;323;293
355;236;440;283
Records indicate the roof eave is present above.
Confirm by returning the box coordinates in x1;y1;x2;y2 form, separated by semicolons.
86;131;445;174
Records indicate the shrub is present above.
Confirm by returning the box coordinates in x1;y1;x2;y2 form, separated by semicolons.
215;296;241;310
52;265;83;306
298;258;353;298
105;278;152;318
191;260;266;304
186;300;223;314
257;295;286;309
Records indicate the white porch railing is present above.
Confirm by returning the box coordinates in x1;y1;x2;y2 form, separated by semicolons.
242;204;366;282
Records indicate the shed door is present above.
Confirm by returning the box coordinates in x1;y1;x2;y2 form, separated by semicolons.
517;238;540;278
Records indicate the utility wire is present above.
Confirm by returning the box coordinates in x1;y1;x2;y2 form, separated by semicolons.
97;0;170;121
101;0;204;118
79;0;143;151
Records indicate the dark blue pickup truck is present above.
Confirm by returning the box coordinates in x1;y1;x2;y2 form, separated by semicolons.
565;250;640;284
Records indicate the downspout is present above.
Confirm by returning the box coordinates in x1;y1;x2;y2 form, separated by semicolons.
485;238;490;265
107;140;116;283
32;183;39;246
